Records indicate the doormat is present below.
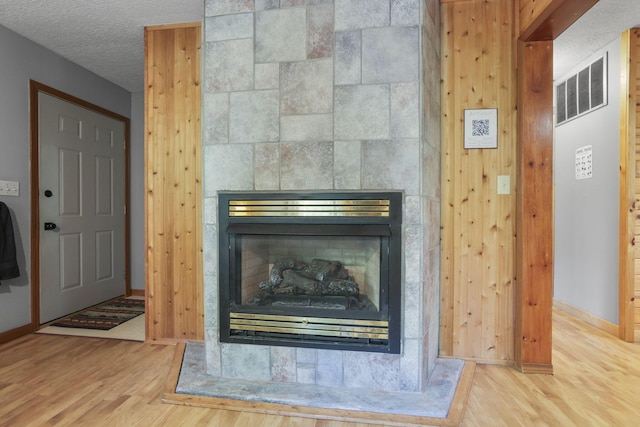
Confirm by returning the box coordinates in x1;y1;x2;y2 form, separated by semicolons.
50;297;145;330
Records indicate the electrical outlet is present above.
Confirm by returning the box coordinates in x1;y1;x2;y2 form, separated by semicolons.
497;175;510;195
0;180;19;196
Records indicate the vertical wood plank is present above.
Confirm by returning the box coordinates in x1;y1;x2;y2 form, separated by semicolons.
620;29;639;342
515;40;553;373
634;28;640;340
173;28;187;339
145;24;203;342
439;2;454;356
181;25;204;340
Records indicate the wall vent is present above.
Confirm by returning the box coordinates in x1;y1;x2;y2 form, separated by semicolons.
555;53;607;126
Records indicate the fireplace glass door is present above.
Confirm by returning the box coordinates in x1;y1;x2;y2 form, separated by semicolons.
234;232;385;316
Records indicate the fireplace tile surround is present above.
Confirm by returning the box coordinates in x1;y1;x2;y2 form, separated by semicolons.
202;0;441;394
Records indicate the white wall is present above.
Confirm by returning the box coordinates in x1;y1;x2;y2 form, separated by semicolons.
553;37;621;324
0;24;132;333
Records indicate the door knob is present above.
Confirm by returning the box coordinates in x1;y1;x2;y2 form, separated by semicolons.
44;190;53;197
44;222;57;231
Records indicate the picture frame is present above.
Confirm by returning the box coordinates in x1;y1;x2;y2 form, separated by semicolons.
464;108;498;149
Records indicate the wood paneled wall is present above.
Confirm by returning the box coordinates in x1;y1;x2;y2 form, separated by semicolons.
144;23;204;342
442;0;591;368
441;0;517;363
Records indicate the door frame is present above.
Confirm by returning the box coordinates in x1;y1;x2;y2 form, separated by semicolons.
619;29;638;342
515;0;600;372
29;80;131;328
518;0;637;350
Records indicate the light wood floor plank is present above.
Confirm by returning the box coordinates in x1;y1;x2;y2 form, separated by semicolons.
0;308;639;426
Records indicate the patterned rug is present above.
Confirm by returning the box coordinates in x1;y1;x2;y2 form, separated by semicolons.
50;297;145;330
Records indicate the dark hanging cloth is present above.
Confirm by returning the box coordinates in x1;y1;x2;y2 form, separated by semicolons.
0;202;19;282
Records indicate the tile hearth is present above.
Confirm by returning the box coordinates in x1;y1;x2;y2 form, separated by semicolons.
176;342;466;419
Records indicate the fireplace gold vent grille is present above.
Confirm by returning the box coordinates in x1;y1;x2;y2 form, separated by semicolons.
230;312;389;340
229;199;391;217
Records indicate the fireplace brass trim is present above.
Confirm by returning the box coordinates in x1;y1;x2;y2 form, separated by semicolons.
230;312;389;340
230;199;391;205
229;199;391;217
231;312;388;326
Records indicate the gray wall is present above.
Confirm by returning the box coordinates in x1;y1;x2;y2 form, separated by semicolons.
553;37;621;324
0;24;132;333
130;92;145;291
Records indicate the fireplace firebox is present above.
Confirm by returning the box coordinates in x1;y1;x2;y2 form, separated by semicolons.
218;192;402;353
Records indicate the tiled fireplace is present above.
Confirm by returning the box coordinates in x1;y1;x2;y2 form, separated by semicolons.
202;0;441;393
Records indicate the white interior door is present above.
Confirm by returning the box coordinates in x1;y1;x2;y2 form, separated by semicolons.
38;92;126;324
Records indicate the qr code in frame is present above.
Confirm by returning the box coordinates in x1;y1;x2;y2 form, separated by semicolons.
471;119;490;137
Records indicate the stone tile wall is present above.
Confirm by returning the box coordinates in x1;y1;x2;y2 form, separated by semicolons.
202;0;441;393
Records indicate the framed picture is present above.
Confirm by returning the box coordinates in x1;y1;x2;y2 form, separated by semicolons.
464;108;498;149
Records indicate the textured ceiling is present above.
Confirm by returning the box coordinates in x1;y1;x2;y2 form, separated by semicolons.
0;0;203;92
554;0;640;80
0;1;635;91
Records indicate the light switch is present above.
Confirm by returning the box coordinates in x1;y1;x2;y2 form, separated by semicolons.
497;175;510;195
0;180;19;196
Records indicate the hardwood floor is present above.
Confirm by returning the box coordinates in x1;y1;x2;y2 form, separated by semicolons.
0;308;638;426
463;308;640;426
